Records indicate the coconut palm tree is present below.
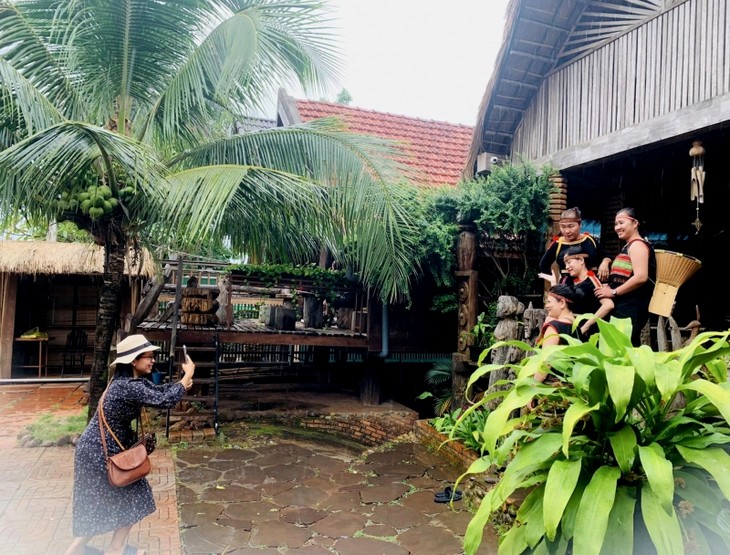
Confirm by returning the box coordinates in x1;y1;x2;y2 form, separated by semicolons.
0;0;418;416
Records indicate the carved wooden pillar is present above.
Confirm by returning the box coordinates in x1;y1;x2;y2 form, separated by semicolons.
455;223;478;357
548;173;568;238
454;223;478;405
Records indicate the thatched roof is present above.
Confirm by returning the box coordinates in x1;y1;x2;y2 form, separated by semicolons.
0;241;156;277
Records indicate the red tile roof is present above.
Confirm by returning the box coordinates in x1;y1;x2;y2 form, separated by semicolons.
294;99;473;189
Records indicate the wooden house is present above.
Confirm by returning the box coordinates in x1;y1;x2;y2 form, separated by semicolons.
466;0;730;330
277;91;474;358
0;241;154;379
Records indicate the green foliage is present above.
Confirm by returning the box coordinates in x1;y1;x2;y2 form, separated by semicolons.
336;88;353;105
460;161;555;238
432;407;491;455
408;160;555;314
419;360;456;415
456;317;730;555
228;262;352;295
471;311;495;347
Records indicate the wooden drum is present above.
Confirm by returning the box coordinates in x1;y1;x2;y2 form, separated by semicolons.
648;250;702;317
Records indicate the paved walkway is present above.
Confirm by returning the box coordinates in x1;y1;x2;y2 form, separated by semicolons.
0;384;498;554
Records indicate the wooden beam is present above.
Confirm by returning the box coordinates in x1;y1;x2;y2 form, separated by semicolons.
531;91;730;170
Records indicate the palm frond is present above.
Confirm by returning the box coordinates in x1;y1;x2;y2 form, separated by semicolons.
0;122;165;222
0;3;85;132
152;164;330;261
141;0;340;145
171;120;419;301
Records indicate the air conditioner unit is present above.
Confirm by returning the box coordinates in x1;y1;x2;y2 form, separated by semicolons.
476;152;503;175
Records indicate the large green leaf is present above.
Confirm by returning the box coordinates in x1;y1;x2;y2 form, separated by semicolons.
626;345;656;387
676;330;730;379
573;465;621;555
465;486;497;555
482;383;545;454
515;485;546;548
681;379;730;427
543;458;581;541
465;433;563;554
562;400;600;457
560;479;587;540
604;361;634;421
640;486;683;555
569;361;598;395
704;358;730;383
674;469;722;515
596;316;633;355
498;522;528;555
637;443;674;513
654;359;682;404
677;446;730;501
600;486;636;555
608;425;637;474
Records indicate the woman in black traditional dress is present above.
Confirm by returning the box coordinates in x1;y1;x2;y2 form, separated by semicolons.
63;334;194;555
539;207;612;281
595;207;657;346
535;284;582;383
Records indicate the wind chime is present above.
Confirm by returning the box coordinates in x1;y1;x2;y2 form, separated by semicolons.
689;140;705;233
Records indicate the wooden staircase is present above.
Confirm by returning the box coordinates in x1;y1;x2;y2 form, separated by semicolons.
165;336;220;441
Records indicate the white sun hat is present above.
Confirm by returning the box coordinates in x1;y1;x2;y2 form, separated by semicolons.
111;334;161;366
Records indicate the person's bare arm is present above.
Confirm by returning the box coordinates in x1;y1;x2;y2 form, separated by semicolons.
580;298;614;335
535;327;560;382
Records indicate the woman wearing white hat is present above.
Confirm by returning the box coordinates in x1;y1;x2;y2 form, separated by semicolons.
64;334;194;555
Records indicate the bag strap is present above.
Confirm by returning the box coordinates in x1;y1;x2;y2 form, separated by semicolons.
98;386;145;455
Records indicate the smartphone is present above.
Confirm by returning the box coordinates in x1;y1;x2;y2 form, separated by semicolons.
183;345;188;359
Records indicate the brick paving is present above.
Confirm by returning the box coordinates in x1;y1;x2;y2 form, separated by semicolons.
0;383;501;554
0;384;182;555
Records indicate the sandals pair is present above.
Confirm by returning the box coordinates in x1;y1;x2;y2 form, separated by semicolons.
434;485;462;503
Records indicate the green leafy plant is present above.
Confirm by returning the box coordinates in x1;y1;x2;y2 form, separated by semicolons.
418;360;456;416
454;316;730;555
471;311;494;348
432;407;491;455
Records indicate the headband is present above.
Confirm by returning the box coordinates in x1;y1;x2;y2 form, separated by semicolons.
563;252;588;261
548;292;573;304
559;217;581;223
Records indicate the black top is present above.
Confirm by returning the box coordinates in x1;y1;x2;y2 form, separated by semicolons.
540;233;608;276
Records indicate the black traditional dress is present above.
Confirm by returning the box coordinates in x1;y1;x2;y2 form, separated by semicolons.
71;377;185;536
539;233;607;277
562;270;603;337
608;238;657;346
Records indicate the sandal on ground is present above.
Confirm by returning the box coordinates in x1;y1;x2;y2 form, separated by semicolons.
434;486;462;503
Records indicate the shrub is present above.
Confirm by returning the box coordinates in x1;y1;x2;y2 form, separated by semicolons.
454;316;730;555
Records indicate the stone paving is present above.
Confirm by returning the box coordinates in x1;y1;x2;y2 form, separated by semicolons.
174;437;498;554
0;383;500;554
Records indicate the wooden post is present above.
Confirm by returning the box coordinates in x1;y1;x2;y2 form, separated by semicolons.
303;295;324;328
0;273;18;379
548;173;568;238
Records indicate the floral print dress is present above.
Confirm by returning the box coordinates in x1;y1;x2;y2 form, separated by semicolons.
71;377;185;536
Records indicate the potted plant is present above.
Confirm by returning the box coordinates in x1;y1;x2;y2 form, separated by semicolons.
453;316;730;555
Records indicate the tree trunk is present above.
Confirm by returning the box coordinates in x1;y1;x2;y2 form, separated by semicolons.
86;231;127;422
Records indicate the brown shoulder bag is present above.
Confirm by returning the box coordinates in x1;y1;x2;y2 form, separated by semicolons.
98;388;151;487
